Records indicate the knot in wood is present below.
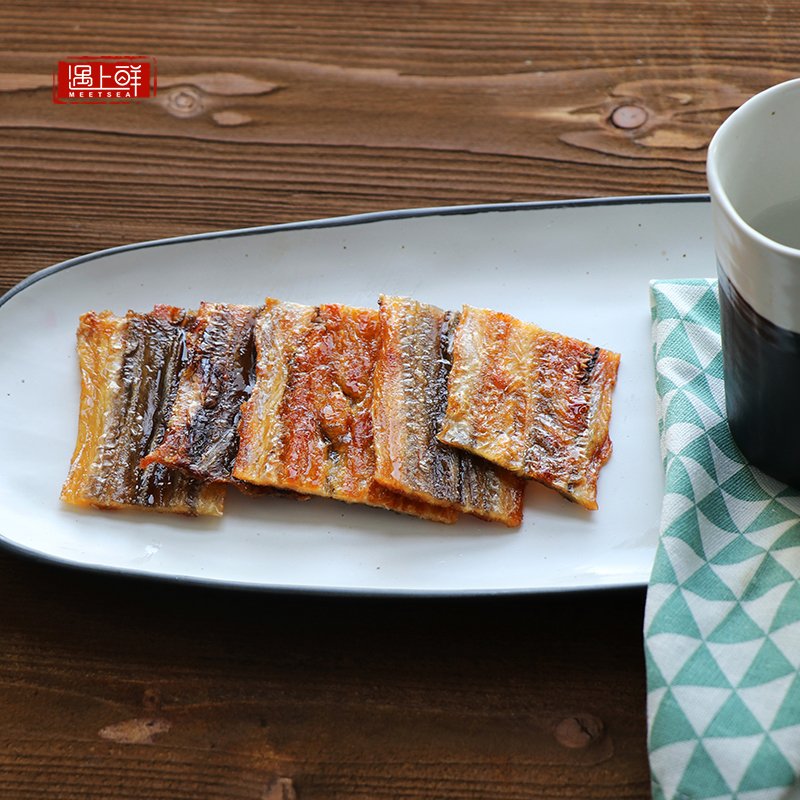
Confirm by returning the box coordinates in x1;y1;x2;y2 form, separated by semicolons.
263;777;297;800
164;85;205;118
553;714;604;748
610;104;648;129
142;687;162;712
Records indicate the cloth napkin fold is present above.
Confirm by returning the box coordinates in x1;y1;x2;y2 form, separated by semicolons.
646;279;800;800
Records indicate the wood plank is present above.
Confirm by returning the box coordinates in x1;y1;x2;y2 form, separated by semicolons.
0;550;649;799
0;55;785;292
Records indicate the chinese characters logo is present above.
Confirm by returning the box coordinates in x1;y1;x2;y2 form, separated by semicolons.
53;57;157;103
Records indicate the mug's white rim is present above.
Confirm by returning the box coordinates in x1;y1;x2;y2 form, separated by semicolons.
707;76;800;258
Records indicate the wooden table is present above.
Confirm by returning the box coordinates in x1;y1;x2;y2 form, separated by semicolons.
0;3;793;797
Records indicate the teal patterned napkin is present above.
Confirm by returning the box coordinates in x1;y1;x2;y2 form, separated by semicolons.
646;279;800;800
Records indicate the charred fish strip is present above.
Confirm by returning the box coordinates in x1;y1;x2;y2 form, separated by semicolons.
371;296;525;527
61;309;225;516
438;305;620;510
232;299;457;523
142;302;257;483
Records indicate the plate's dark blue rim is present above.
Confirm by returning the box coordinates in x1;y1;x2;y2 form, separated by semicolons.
0;193;710;311
0;193;710;599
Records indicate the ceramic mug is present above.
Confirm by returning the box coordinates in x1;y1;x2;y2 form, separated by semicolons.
707;77;800;486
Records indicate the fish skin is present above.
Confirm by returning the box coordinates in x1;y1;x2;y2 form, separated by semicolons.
232;299;457;524
141;302;257;483
438;305;620;511
372;296;525;527
61;309;225;516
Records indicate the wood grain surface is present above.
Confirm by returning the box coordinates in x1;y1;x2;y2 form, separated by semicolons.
0;1;796;797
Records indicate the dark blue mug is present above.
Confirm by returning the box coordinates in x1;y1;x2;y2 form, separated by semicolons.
708;78;800;487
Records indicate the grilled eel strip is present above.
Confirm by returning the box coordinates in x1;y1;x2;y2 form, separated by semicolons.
232;298;458;523
61;308;225;516
438;305;620;510
142;302;257;483
372;296;525;527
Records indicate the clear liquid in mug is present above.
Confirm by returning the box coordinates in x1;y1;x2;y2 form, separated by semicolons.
749;197;800;249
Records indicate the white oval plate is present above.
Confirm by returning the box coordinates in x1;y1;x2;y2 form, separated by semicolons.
0;195;714;595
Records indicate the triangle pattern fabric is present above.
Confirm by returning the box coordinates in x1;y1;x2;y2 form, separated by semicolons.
672;643;731;688
709;554;771;601
680;741;732;797
706;639;765;690
740;581;794;632
768;621;800;671
737;790;796;800
771;674;800;730
648;740;701;800
738;674;796;731
702;691;764;738
739;637;795;688
770;583;800;632
738;735;796;791
678;589;736;640
681;563;738;602
646;280;800;800
769;546;800;578
647;633;703;684
703;735;765;795
671;685;732;736
768;724;800;767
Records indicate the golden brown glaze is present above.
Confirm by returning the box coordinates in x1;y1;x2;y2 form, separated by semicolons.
61;310;225;516
232;299;457;523
142;302;257;483
438;305;619;510
372;296;525;527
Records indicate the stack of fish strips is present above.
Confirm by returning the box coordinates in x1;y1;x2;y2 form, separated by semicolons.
61;295;620;527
